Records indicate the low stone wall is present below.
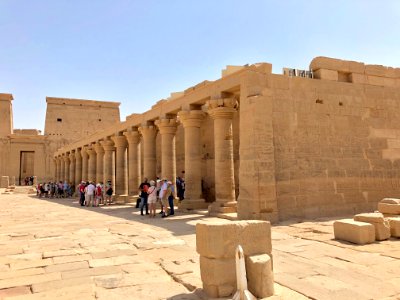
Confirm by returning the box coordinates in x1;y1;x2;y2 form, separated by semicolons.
196;220;274;298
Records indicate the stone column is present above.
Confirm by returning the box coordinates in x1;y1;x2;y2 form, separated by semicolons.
94;143;105;183
56;157;62;182
53;158;57;182
111;135;128;203
207;98;238;214
60;155;66;182
155;118;177;181
138;125;157;180
177;110;208;209
64;154;71;183
75;149;82;186
101;140;115;184
87;147;97;183
124;129;141;195
69;151;75;185
81;147;89;182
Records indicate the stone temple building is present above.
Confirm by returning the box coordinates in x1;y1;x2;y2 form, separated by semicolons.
2;56;400;222
0;95;120;185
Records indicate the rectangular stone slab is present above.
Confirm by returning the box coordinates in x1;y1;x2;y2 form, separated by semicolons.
378;203;400;215
354;212;385;223
388;217;400;237
334;219;375;245
381;198;400;205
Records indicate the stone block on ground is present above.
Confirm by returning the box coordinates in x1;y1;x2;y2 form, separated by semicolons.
196;220;271;259
203;283;235;298
354;212;385;223
333;219;375;245
246;254;274;299
381;198;400;205
1;176;9;188
354;212;391;240
388;217;400;238
199;256;235;286
378;203;400;215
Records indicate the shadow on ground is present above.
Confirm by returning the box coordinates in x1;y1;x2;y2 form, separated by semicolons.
29;195;208;237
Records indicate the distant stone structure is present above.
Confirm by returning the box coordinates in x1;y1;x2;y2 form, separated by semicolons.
2;56;400;222
0;95;120;185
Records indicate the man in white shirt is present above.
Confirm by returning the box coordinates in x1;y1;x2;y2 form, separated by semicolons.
85;182;96;207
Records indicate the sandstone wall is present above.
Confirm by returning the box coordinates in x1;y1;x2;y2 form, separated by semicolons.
271;63;400;220
44;97;120;142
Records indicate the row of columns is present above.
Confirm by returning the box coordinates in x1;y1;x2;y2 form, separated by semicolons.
54;98;238;212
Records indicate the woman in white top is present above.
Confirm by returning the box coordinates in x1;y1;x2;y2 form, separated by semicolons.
147;180;157;218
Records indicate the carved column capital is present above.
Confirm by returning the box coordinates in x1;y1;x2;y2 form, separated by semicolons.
206;98;238;120
178;110;205;128
111;135;128;148
138;125;157;139
123;129;141;145
155;118;178;135
100;140;115;152
93;142;105;155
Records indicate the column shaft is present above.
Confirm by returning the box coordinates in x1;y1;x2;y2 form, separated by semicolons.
101;140;115;184
177;110;207;209
138;125;157;180
94;144;105;183
57;158;61;182
124;130;141;194
75;149;82;186
111;135;128;197
60;156;65;182
87;147;97;182
207;98;237;213
64;156;70;183
69;152;75;185
155;119;177;181
81;148;89;182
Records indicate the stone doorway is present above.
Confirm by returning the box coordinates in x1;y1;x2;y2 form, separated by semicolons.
19;151;34;185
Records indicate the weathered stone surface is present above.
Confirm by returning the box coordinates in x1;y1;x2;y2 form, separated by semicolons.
378;203;400;215
1;176;9;188
196;220;272;258
246;254;274;298
388;217;400;237
354;213;391;241
199;256;236;286
381;198;400;205
333;219;375;245
354;212;385;223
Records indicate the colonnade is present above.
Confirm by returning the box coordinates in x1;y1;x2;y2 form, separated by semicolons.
54;98;238;212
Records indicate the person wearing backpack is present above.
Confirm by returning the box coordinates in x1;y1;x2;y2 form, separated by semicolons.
138;178;150;216
105;180;113;205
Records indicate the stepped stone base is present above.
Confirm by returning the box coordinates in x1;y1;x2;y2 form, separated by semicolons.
178;199;208;210
114;195;129;204
208;202;237;214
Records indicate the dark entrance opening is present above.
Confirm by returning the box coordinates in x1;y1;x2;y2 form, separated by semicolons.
19;151;35;185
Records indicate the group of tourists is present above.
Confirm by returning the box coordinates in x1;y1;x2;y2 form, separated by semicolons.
37;181;75;198
77;181;113;207
138;176;185;218
37;174;186;218
23;176;34;186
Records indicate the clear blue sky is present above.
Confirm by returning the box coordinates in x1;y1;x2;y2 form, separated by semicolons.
1;0;399;131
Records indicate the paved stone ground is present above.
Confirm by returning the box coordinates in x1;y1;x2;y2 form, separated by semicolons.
0;187;399;299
